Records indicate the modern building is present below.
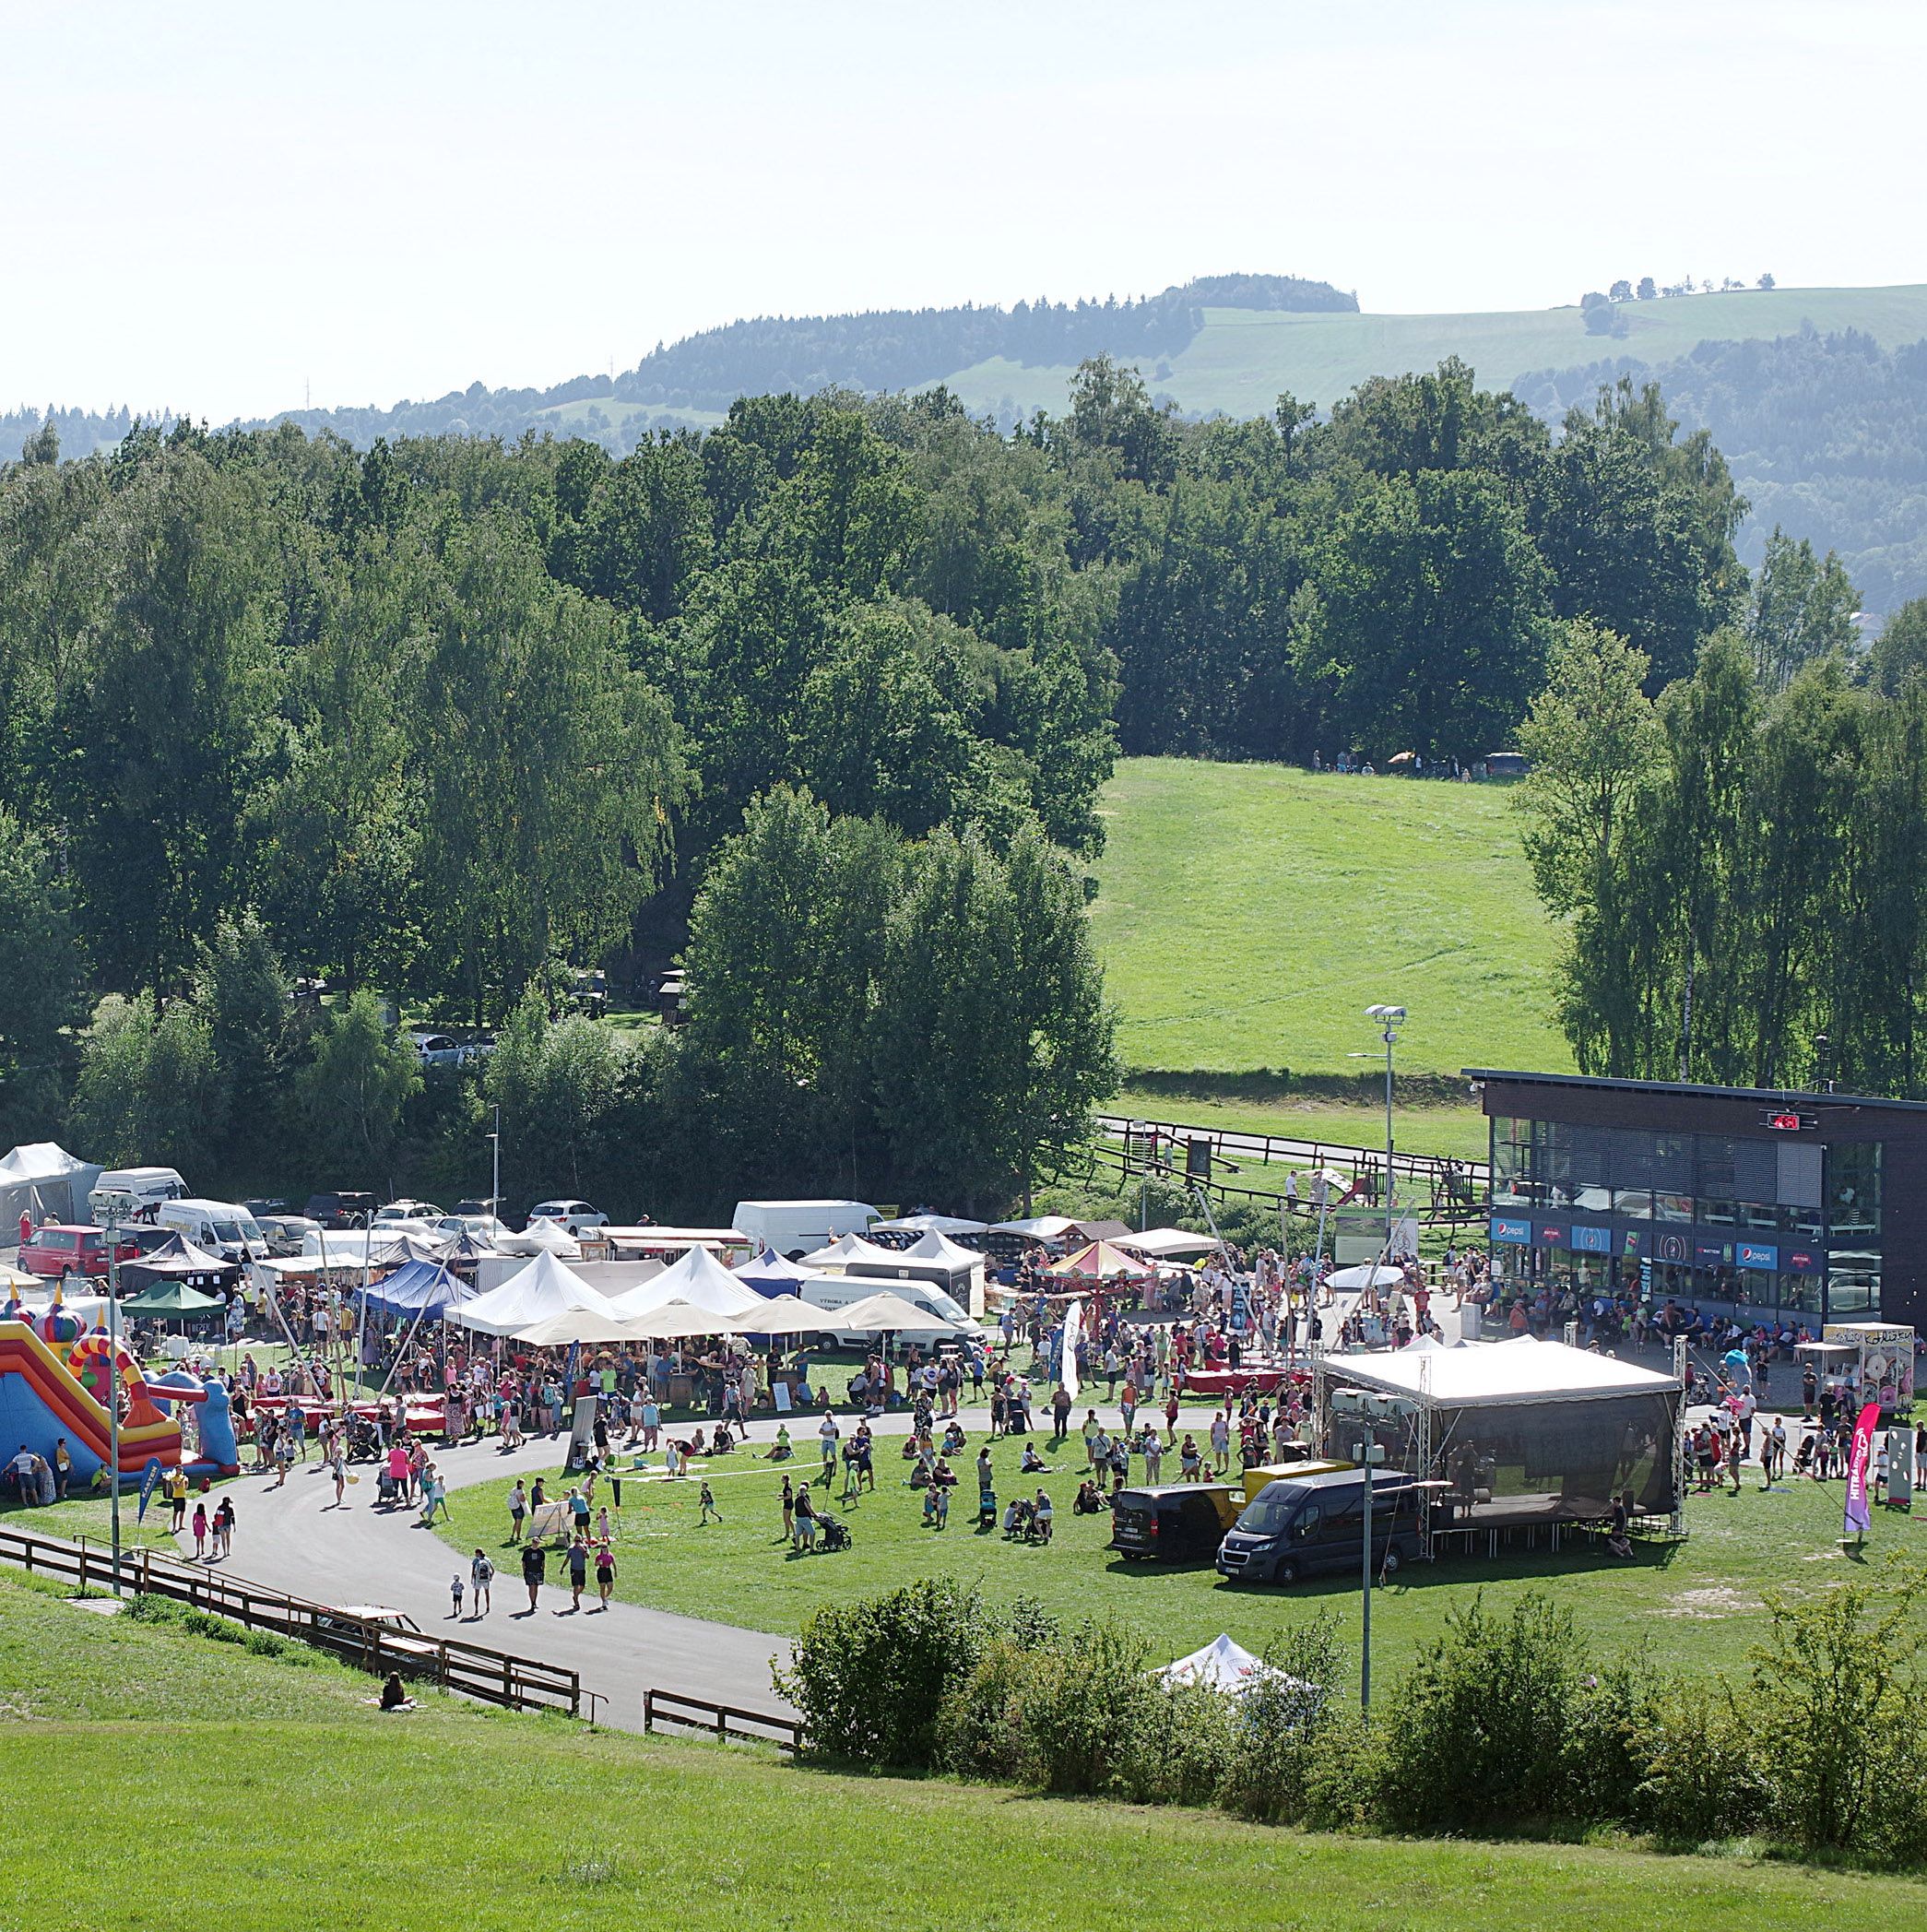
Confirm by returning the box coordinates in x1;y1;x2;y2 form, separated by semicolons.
1464;1069;1926;1332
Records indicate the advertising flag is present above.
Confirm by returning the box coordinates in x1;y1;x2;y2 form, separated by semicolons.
1842;1400;1881;1537
1060;1296;1082;1403
136;1455;164;1523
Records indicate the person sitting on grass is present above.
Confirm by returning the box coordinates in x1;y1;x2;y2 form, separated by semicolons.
1020;1440;1047;1476
1000;1496;1023;1538
931;1455;957;1489
906;1449;935;1488
765;1424;792;1461
940;1419;967;1457
1072;1478;1105;1515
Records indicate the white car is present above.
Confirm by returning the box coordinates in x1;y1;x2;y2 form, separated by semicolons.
526;1199;609;1236
436;1214;512;1247
374;1200;444;1226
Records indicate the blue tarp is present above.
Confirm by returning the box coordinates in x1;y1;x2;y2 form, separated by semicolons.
361;1260;468;1319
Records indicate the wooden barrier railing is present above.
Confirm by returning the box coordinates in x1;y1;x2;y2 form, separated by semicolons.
0;1524;594;1721
643;1685;801;1753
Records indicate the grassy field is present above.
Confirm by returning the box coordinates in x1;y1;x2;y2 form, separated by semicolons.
940;283;1927;420
6;1572;1926;1929
435;1430;1927;1689
1109;1085;1493;1162
1086;758;1569;1085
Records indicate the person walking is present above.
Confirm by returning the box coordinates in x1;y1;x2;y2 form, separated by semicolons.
191;1500;208;1560
780;1474;795;1544
508;1478;527;1543
698;1476;721;1525
470;1547;494;1616
519;1538;546;1615
564;1532;589;1611
818;1413;840;1485
330;1446;348;1510
214;1496;235;1560
594;1539;616;1609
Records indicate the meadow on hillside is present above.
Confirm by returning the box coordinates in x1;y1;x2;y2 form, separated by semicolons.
1086;759;1572;1085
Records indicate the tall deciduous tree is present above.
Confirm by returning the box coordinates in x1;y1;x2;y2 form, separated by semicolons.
291;990;421;1191
0;809;84;1144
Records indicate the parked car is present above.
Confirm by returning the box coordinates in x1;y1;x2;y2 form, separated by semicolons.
1109;1483;1244;1562
1215;1470;1424;1586
255;1215;321;1258
407;1031;470;1068
435;1214;511;1246
18;1224;143;1280
454;1197;502;1219
374;1200;443;1226
526;1199;609;1236
304;1191;379;1228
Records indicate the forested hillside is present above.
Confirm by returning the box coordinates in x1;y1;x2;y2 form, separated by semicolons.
0;356;1762;1213
1518;326;1927;611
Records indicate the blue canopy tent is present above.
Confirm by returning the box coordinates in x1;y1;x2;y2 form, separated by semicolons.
732;1246;828;1299
361;1260;469;1320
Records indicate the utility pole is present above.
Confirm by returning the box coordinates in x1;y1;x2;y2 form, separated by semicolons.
104;1202;124;1595
1365;1006;1405;1256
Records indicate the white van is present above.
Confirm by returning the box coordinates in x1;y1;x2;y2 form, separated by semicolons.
796;1272;983;1347
155;1197;270;1262
733;1199;878;1260
90;1167;189;1223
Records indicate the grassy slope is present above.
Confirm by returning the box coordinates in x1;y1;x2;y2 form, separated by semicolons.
436;1432;1927;1685
940;284;1927;418
1086;759;1569;1085
6;1576;1924;1931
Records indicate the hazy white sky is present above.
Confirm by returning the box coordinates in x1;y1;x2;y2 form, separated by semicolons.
4;0;1921;422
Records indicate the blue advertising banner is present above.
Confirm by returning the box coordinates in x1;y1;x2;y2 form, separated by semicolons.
1736;1241;1779;1270
1570;1224;1611;1253
1490;1216;1531;1246
1532;1222;1566;1250
1694;1239;1730;1269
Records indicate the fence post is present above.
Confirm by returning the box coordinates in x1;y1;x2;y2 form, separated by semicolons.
644;1689;654;1732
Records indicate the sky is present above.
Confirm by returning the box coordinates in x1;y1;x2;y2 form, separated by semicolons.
3;0;1922;423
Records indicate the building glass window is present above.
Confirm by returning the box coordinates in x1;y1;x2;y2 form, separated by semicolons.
1826;1143;1882;1241
1827;1254;1881;1319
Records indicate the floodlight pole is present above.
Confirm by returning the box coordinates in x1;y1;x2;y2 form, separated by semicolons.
1365;1005;1404;1258
105;1206;124;1596
489;1106;502;1215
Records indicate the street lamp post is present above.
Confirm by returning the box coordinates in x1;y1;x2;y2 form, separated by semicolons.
1365;1005;1405;1255
103;1203;124;1595
489;1106;502;1215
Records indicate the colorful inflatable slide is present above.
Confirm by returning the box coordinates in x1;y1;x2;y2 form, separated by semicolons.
0;1318;238;1488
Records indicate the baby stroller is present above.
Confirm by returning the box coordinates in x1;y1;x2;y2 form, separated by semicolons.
345;1414;383;1462
820;1517;853;1553
374;1465;400;1508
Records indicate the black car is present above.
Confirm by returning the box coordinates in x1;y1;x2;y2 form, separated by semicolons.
304;1191;379;1228
1216;1470;1423;1586
1109;1483;1243;1562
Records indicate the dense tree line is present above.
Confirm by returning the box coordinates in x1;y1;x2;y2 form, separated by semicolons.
1518;326;1927;610
1516;591;1927;1096
0;354;1756;1207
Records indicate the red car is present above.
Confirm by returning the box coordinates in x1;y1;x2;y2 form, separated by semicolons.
17;1224;142;1280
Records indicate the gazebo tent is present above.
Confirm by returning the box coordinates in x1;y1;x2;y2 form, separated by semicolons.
607;1245;763;1321
445;1250;616;1337
1047;1239;1154;1284
1122;1227;1222;1261
1319;1337;1683;1525
120;1279;224;1318
869;1213;991;1239
119;1233;239;1293
732;1247;833;1296
847;1227;985;1313
0;1144;102;1230
361;1260;471;1320
798;1232;910;1272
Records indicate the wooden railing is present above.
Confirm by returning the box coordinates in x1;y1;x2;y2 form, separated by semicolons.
1095;1112;1492;1193
643;1685;801;1753
0;1525;594;1722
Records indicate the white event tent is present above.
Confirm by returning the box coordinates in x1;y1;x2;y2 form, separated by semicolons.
607;1244;763;1322
869;1212;991;1238
446;1249;616;1336
827;1289;961;1334
1122;1227;1223;1261
0;1144;102;1229
798;1231;908;1272
726;1293;833;1336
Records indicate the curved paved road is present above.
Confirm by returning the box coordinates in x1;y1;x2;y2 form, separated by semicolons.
179;1428;798;1731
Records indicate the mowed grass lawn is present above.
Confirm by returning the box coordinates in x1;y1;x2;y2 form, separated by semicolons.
437;1430;1927;1687
6;1574;1926;1931
1109;1085;1495;1161
1088;759;1571;1082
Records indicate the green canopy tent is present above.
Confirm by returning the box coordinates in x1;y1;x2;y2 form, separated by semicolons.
119;1279;224;1319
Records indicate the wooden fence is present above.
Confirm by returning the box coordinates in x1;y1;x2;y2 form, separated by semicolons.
0;1525;594;1721
643;1684;801;1752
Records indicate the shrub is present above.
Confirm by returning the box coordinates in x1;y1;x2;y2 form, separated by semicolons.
1564;1651;1665;1824
1747;1571;1924;1858
1637;1678;1766;1845
774;1576;991;1768
1380;1591;1588;1832
1219;1615;1348;1824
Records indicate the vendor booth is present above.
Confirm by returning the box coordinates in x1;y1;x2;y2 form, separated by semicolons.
1317;1336;1683;1539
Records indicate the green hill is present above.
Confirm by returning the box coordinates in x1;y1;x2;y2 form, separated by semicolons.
940;284;1927;421
7;1573;1923;1930
1087;759;1571;1096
